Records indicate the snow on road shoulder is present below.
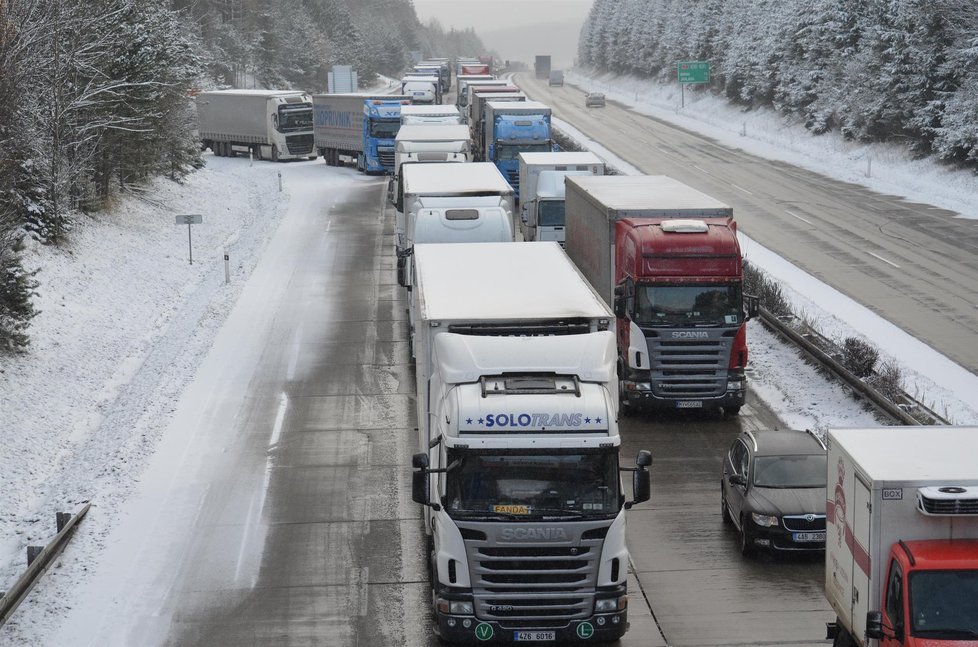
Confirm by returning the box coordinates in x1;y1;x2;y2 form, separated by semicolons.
0;155;291;592
566;69;978;221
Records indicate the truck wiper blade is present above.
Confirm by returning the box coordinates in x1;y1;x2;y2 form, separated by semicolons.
534;508;589;518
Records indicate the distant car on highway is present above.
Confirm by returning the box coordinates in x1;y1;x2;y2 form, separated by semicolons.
585;92;605;108
721;429;827;556
548;69;564;86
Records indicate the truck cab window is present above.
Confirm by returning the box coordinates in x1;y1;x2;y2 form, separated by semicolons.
885;559;904;635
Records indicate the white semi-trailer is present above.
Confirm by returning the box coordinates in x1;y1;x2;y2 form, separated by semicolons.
518;152;605;244
410;242;652;644
400;105;463;126
824;426;978;647
394;162;514;291
195;90;315;161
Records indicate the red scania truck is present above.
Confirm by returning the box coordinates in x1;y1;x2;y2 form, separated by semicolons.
564;175;757;415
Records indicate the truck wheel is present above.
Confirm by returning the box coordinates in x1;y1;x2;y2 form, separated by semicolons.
357;153;364;172
725;406;742;416
271;145;279;162
721;487;732;525
739;516;755;556
252;145;262;161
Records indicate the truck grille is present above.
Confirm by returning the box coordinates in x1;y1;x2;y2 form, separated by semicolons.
378;148;395;169
506;169;519;186
285;134;313;155
645;333;733;398
783;514;826;532
463;530;603;628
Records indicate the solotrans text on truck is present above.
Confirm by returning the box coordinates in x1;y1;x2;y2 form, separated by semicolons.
410;242;652;644
564;175;758;415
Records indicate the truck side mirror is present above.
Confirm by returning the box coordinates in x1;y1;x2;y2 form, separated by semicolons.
729;474;747;487
613;285;627;319
865;612;884;640
411;452;429;505
745;294;760;320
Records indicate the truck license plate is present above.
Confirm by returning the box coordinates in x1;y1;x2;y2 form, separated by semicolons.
514;631;556;641
793;531;826;542
676;400;703;408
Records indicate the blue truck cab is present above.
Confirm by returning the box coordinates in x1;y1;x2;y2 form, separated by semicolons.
483;101;554;200
361;99;405;174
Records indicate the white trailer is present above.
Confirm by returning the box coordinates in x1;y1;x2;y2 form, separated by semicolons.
394;125;471;170
195;90;315;161
825;426;978;647
410;242;651;644
394;162;514;290
518;152;605;243
400;105;462;126
457;79;509;110
400;76;441;105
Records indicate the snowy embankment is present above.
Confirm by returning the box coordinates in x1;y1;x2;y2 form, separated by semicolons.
0;158;290;595
555;69;978;426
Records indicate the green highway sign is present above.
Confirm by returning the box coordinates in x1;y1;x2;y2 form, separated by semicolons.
678;61;710;84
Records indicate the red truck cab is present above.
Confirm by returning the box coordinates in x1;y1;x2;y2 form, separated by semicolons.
613;217;756;414
868;539;978;646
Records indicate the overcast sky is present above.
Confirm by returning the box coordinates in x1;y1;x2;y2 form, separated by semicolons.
412;0;594;68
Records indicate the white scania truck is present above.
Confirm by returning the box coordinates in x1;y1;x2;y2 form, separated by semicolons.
825;426;978;647
410;242;652;644
195;89;315;161
394;163;514;291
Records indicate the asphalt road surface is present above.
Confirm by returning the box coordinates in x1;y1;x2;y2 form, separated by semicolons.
100;159;833;646
513;73;978;377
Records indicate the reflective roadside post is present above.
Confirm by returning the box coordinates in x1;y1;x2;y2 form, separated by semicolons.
175;214;203;264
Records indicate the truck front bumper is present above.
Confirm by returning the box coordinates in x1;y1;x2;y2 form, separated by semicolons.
434;610;628;643
622;379;745;411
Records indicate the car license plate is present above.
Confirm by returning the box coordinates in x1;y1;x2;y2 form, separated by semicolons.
514;631;556;641
793;531;826;542
676;400;703;408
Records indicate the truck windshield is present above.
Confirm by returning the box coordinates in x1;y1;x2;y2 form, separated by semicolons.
497;143;551;161
370;119;400;139
445;449;620;520
537;200;565;227
910;569;978;638
752;455;826;488
277;106;312;132
633;284;743;326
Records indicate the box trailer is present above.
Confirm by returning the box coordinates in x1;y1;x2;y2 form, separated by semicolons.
195;90;315;161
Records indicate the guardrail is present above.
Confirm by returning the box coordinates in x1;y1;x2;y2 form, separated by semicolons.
757;307;948;426
0;502;92;628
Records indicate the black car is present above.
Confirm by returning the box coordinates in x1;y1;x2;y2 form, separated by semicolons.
720;429;827;556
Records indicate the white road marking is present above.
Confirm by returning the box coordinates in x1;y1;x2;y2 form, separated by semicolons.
867;251;901;268
785;210;814;225
730;183;753;195
692;164;711;176
286;322;303;381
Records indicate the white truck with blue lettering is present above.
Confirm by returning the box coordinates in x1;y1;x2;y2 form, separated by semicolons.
410;242;652;644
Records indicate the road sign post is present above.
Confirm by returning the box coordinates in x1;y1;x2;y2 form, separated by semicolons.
175;214;203;264
677;60;710;108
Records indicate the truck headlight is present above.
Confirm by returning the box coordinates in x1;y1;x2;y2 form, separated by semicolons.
440;600;472;615
727;380;745;391
595;596;627;613
751;513;779;527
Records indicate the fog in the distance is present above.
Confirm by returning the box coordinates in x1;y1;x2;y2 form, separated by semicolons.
412;0;593;68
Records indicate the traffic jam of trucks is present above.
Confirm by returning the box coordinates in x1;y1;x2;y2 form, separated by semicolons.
195;56;977;645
